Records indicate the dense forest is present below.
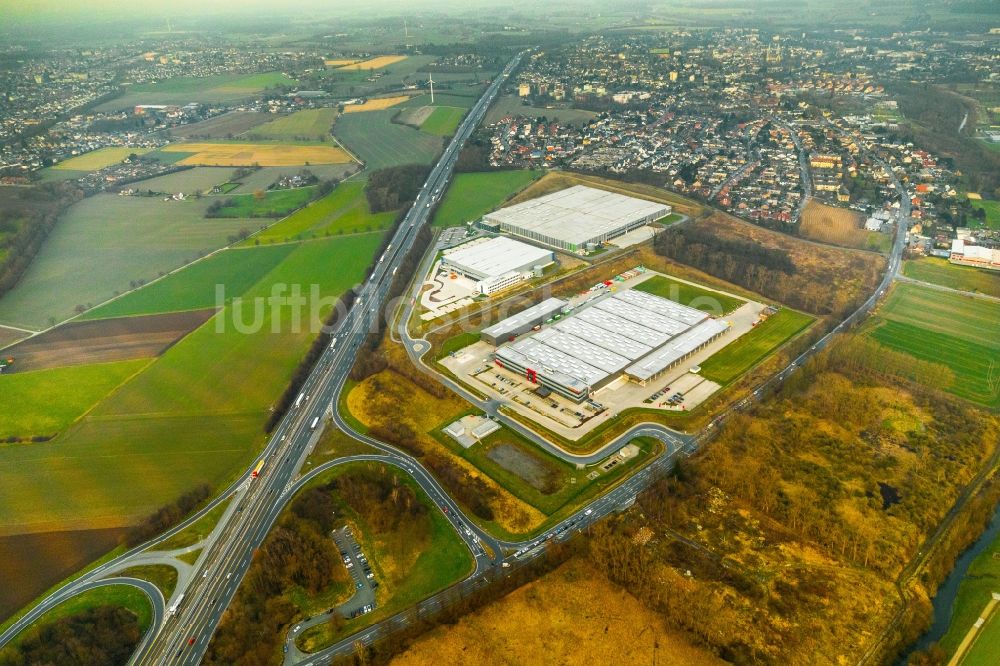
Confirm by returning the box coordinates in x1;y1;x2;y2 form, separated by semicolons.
0;606;141;666
652;214;884;316
583;334;999;663
364;164;431;213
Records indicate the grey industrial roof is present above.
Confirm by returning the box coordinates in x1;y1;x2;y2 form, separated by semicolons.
575;307;670;347
496;339;600;390
625;318;730;381
554;317;653;360
483;185;670;245
442;236;552;279
481;297;566;339
492;288;726;394
592;297;692;337
615;289;707;327
533;327;631;374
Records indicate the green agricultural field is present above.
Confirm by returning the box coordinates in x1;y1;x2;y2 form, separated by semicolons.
0;359;150;439
250;108;338;140
431;170;541;228
634;274;744;314
0;195;255;330
82;245;294;320
970;199;1000;230
903;258;1000;298
0;233;382;537
51;147;153;172
96;72;296;111
699;308;815;385
333;109;443;170
420;106;466;136
934;526;1000;661
866;283;1000;407
246;180;396;244
210;186;314;218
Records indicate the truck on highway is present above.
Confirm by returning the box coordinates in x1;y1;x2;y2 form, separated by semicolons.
329;337;337;350
294;392;305;409
168;593;185;616
251;459;265;479
310;417;320;430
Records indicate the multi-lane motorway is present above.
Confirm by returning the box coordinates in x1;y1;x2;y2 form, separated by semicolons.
0;50;912;666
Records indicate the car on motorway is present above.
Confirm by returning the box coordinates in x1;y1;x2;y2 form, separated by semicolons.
585;509;593;516
293;624;301;633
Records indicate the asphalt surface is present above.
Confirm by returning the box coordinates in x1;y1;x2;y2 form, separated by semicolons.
0;57;912;666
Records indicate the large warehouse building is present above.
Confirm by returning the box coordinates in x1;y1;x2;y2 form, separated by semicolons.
491;289;729;402
481;185;671;252
441;236;555;295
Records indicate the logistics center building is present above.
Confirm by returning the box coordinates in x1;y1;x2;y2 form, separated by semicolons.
491;288;729;402
481;185;671;252
440;236;555;295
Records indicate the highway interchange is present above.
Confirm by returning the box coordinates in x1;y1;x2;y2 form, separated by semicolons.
0;49;912;666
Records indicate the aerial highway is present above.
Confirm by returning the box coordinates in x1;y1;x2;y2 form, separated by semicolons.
0;48;911;666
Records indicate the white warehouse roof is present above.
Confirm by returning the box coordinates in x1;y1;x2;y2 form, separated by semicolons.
442;236;553;280
483;185;670;248
626;318;730;382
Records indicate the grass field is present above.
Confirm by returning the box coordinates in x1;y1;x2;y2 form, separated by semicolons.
82;245;294;320
0;584;152;655
420;106;465;136
484;94;599;126
431;170;541;228
866;283;1000;407
0;233;383;538
117;565;178;600
0;360;150;439
246;181;396;244
335;55;407;70
699;308;814;385
799;200;869;248
96;72;295;111
634;274;744;314
341;95;411;113
51;147;153;172
970;199;1000;230
333;109;443;170
0;194;254;330
935;524;1000;662
129;167;235;195
153;496;232;551
162;142;352;167
391;557;723;666
250;108;338;140
903;258;1000;297
211;186;314;218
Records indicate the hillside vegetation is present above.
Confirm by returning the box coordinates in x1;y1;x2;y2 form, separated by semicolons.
583;336;999;663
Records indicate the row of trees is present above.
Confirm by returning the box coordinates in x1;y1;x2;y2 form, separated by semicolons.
124;483;212;547
364;164;431;213
0;183;82;300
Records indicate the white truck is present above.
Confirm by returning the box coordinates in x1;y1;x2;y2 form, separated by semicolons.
168;593;185;616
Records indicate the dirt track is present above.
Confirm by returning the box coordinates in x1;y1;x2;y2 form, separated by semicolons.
3;309;214;372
